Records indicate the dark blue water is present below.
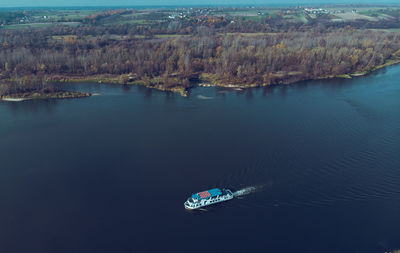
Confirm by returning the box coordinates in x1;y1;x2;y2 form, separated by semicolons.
1;66;399;253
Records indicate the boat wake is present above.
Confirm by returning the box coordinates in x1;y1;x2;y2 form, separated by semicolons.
233;185;264;198
1;98;29;102
197;95;215;100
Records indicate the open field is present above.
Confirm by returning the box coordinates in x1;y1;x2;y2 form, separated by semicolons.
334;12;378;21
2;23;54;29
369;28;400;33
221;32;278;36
29;9;98;21
2;6;400;30
106;19;154;25
2;21;80;29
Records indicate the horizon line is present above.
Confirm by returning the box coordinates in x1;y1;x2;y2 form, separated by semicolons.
1;3;400;8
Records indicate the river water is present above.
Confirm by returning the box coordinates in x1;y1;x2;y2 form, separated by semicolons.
0;66;399;253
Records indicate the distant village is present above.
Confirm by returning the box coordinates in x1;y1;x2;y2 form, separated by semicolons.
165;6;359;21
303;8;357;15
0;11;74;26
0;6;376;27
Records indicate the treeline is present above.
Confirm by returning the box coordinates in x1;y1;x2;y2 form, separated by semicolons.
1;26;400;91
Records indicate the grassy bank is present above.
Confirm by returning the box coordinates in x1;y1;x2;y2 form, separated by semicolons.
1;87;91;101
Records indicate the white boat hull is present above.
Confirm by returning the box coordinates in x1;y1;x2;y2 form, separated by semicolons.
184;189;234;210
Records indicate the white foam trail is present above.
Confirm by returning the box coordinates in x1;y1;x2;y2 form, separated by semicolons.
197;95;214;100
1;98;29;102
233;185;264;197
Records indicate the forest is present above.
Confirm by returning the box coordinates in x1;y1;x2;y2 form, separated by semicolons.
1;6;400;96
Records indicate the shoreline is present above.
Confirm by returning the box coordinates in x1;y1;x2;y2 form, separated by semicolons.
0;90;91;102
197;58;400;90
2;58;399;100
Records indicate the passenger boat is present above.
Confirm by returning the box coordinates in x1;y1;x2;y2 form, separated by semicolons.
184;188;234;210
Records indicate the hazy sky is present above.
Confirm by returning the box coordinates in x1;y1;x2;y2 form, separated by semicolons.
1;0;399;7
